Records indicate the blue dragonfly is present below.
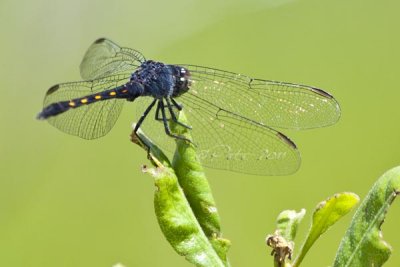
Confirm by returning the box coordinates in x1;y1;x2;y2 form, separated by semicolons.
38;38;341;175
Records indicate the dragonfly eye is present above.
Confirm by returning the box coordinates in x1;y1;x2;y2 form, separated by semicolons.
172;66;191;97
180;67;191;80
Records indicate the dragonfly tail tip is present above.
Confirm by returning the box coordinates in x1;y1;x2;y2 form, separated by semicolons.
36;112;46;120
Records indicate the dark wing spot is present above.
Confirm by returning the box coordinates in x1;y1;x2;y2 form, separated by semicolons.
276;132;297;149
94;38;107;44
310;87;334;99
46;84;60;96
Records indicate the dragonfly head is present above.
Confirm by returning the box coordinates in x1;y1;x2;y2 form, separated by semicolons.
172;66;191;97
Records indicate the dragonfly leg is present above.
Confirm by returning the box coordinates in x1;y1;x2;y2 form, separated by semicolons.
134;98;157;152
165;98;192;129
154;100;163;121
170;97;183;111
160;100;192;143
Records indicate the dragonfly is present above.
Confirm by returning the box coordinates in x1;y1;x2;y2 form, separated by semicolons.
37;38;341;175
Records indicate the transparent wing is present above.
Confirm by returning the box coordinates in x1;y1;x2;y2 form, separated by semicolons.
180;64;341;130
133;64;341;174
80;38;145;80
133;96;300;175
180;94;301;175
43;74;130;139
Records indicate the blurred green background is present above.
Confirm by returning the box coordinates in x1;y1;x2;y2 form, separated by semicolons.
1;0;400;266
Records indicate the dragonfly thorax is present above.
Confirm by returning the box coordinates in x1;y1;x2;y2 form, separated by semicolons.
130;60;191;99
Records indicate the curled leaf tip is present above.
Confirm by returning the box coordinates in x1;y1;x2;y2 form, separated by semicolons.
276;209;306;242
131;124;171;168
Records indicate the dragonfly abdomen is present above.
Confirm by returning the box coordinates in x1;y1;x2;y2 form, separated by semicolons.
37;84;141;120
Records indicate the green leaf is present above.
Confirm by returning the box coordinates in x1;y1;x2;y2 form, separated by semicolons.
170;112;222;237
333;166;400;267
276;209;306;242
170;112;231;265
293;192;359;267
152;166;225;267
131;114;229;267
170;112;230;265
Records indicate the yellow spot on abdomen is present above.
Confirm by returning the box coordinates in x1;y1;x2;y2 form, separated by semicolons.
95;95;101;100
69;101;76;107
81;98;88;104
109;91;116;96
